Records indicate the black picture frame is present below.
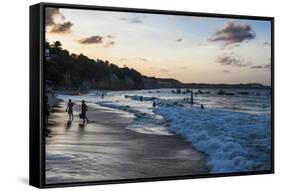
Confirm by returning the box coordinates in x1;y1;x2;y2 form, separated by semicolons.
30;2;275;188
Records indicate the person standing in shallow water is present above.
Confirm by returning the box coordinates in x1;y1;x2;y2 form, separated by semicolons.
191;91;194;104
66;99;74;120
81;100;89;123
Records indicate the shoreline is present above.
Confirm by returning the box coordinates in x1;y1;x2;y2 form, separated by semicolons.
46;98;209;184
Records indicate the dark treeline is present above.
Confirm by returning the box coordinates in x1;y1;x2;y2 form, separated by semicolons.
45;41;144;90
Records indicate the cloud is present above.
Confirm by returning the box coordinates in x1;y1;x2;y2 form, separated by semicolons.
263;41;271;46
46;8;73;34
181;66;187;70
217;54;250;67
131;17;142;24
251;65;263;69
221;43;240;50
103;41;115;48
78;34;116;47
78;35;103;44
159;69;169;73
251;63;271;70
176;38;183;42
49;21;73;34
222;70;230;73
264;64;271;69
120;17;142;24
45;8;61;26
208;22;256;46
138;57;148;62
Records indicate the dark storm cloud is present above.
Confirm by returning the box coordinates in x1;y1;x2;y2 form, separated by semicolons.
49;22;73;34
217;55;250;67
78;35;103;44
46;8;73;34
176;38;183;42
208;22;256;46
159;69;169;73
120;17;142;24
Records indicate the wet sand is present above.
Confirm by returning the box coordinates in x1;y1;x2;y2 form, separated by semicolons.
46;100;208;184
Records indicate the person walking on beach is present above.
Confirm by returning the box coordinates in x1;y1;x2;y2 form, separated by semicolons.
66;99;74;120
81;100;89;123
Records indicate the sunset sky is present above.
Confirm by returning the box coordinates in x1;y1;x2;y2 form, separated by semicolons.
45;7;272;85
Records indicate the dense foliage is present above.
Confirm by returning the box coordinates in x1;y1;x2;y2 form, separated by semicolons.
45;41;144;90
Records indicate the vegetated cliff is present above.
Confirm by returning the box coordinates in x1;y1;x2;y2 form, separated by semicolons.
143;77;182;89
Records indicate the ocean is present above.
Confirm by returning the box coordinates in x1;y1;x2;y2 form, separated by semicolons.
57;88;272;174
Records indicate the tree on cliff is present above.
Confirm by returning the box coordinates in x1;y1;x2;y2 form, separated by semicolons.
45;41;144;90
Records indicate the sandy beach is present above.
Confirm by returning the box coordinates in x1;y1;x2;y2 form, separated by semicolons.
46;99;208;184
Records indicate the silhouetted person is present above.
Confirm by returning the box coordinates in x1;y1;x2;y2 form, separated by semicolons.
101;92;104;99
153;101;156;107
140;96;143;102
81;100;89;123
201;104;204;109
66;99;74;120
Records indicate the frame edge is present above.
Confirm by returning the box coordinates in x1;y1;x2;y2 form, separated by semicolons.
29;3;44;188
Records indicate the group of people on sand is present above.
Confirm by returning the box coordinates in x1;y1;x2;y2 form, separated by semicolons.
66;99;89;123
46;92;108;126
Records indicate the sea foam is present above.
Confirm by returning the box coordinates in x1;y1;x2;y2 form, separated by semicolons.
154;106;271;173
